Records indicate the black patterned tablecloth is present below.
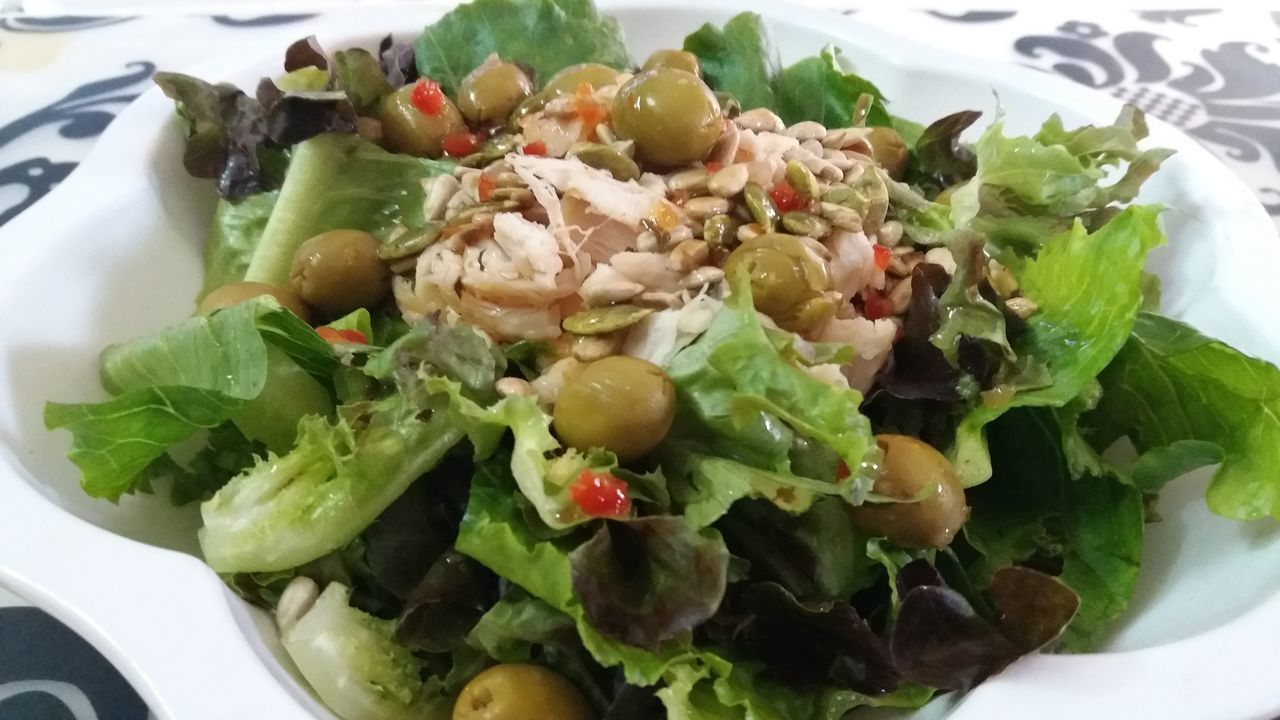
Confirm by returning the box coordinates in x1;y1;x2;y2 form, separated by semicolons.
2;7;1279;719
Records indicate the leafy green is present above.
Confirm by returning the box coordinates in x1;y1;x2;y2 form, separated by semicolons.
282;583;452;720
682;13;778;111
949;205;1165;484
332;48;394;113
426;378;613;529
1087;312;1280;519
242;133;453;286
414;0;630;95
950;106;1172;229
203;191;277;298
153;72;269;200
135;423;264;505
964;408;1143;650
45;299;333;501
665;270;878;500
569;517;729;649
665;449;847;529
773;47;890;128
197;323;500;572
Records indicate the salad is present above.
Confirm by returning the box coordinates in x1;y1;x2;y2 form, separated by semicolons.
43;1;1280;718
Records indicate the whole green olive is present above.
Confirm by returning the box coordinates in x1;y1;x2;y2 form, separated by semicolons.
641;49;701;76
552;356;675;461
848;434;969;548
458;55;534;123
454;664;590;720
611;68;723;167
288;229;390;318
198;281;311;322
377;82;467;157
541;63;623;97
723;233;833;333
867;126;908;180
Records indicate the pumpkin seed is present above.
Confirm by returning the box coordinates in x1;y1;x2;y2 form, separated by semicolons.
822;185;858;207
448;200;520;225
743;182;779;232
708;164;749;198
562;304;654;335
490;186;535;204
571;142;640;181
378;222;443;260
851;93;874;127
703;214;737;247
781;211;832;238
818;202;862;232
785;159;820;198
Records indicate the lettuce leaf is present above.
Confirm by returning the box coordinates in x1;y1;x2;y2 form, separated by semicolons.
1087;313;1280;520
570;517;729;649
950;205;1165;484
283;582;452;720
664;270;878;501
414;0;630;95
964;408;1143;650
682;13;778;111
950;106;1172;231
45;299;334;501
683;13;891;128
242;133;454;286
773;46;891;128
203;191;277;297
197;323;499;572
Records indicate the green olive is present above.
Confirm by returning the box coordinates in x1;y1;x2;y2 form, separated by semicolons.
458;56;534;123
641;49;701;76
198;281;311;322
453;664;590;720
377;83;467;157
611;68;723;167
848;434;969;548
723;233;833;333
288;229;390;318
553;356;675;461
867;126;908;180
541;63;622;97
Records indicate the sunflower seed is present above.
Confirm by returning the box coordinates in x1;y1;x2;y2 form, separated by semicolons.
667;167;710;193
924;247;957;275
784;146;842;183
1005;296;1039;320
888;277;914;314
423;174;461;221
669;239;710;272
681;266;726;289
684;196;732;220
495;377;535;398
636;291;683;309
737;222;764;242
823;126;872;149
709;163;750;198
988;259;1019;297
877;219;904;247
735;108;785;133
785;121;828;141
276;577;319;634
818;202;863;232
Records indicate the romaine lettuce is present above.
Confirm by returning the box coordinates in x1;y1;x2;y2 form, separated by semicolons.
45;298;334;501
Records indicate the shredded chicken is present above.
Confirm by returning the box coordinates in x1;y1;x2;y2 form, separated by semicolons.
825;230;878;303
816;315;897;393
623;294;722;365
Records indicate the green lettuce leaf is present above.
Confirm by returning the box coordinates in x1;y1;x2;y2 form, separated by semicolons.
414;0;630;95
203;191;277;298
241;133;453;286
950;205;1165;484
283;582;452;720
1087;312;1280;519
45;299;334;501
772;46;890;128
664;269;878;500
950;106;1172;230
682;13;778;111
197;323;500;572
964;408;1143;650
665;449;849;529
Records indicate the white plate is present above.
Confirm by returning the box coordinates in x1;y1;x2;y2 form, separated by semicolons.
2;2;1279;719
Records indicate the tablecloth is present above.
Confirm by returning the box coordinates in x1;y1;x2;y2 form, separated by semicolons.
2;7;1279;719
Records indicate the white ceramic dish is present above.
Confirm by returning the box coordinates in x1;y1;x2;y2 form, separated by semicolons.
2;2;1280;719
